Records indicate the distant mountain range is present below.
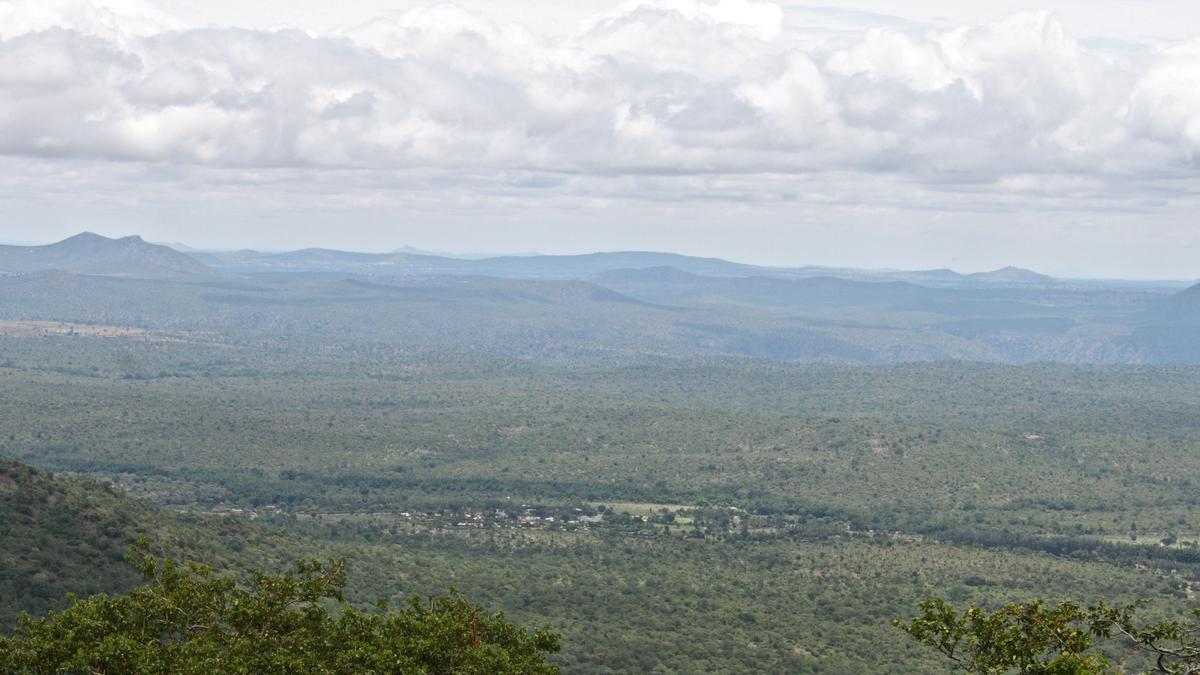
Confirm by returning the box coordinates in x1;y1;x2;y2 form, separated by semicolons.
3;232;1199;365
4;233;1177;291
392;245;543;259
186;238;1067;288
187;248;771;280
0;233;215;280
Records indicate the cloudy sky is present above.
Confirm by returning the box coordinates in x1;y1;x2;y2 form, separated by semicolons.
1;0;1199;278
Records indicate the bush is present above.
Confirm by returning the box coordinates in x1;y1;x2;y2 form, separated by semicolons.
0;539;560;674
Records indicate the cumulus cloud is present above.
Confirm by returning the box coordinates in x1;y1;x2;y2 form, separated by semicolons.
1125;42;1200;158
0;0;1197;192
0;0;180;41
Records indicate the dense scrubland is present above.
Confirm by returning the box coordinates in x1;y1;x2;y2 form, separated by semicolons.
5;336;1200;672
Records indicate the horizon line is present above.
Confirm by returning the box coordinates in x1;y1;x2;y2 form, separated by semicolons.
2;230;1196;285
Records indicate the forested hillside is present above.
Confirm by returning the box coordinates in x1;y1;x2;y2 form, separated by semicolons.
0;461;148;623
0;460;328;627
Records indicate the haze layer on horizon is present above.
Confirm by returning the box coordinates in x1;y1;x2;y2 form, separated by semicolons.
1;0;1198;279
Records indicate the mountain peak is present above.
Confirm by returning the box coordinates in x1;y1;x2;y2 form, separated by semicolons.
0;232;217;279
58;231;105;243
54;232;140;247
968;266;1053;284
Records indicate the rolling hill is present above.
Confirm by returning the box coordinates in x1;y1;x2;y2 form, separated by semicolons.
1149;282;1200;324
0;233;1195;364
0;233;218;280
0;263;1181;364
590;266;929;308
0;460;149;624
192;247;768;279
1107;282;1200;363
190;242;1070;288
0;459;353;628
967;266;1055;285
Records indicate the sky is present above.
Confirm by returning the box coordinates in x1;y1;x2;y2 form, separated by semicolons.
1;1;1199;278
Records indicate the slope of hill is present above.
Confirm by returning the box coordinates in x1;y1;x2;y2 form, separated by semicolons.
0;270;995;362
0;461;158;624
1106;283;1200;362
1150;283;1200;323
0;235;1181;365
0;233;218;279
591;266;928;308
0;263;1180;364
0;460;348;628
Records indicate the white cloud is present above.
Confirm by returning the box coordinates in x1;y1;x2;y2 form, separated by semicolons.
0;1;1194;180
0;0;1199;276
1125;41;1200;157
0;0;181;41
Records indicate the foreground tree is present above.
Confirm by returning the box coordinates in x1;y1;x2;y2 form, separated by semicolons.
0;540;560;674
896;598;1200;674
895;599;1107;673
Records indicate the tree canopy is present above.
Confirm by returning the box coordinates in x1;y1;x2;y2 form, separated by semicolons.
0;540;560;674
896;597;1200;674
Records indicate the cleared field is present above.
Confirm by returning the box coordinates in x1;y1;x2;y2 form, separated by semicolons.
596;501;694;516
0;320;153;339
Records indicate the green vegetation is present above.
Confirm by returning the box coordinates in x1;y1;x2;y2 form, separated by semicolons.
3;254;1200;671
0;459;341;628
0;540;559;674
5;336;1200;670
898;597;1200;674
6;341;1200;543
897;599;1108;673
2;239;1195;365
5;457;1187;672
0;460;151;624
